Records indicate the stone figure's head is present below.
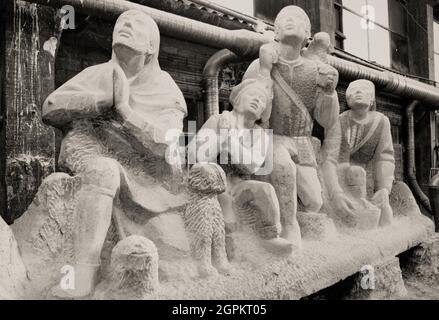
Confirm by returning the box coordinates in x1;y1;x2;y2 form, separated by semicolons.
274;6;311;45
109;235;159;297
346;79;376;111
112;10;160;62
310;32;332;51
229;78;273;126
317;65;339;91
188;163;227;194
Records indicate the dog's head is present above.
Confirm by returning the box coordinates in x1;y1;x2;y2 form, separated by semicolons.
188;163;227;194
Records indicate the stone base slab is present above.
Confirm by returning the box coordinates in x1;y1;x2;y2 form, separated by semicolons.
347;257;407;299
147;214;433;299
4;173;436;299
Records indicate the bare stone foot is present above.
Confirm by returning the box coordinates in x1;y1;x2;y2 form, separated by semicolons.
260;236;294;255
215;261;234;276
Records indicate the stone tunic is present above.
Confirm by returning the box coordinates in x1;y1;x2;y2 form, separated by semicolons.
244;57;339;167
43;59;188;218
338;110;395;193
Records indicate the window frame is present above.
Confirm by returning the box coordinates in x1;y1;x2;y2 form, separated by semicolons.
334;0;409;71
434;18;439;84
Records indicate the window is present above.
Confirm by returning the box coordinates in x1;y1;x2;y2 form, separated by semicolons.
208;0;254;16
434;19;439;85
334;0;409;73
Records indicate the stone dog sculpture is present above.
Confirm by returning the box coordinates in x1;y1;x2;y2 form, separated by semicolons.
244;6;351;247
188;78;294;255
42;10;187;298
184;163;232;277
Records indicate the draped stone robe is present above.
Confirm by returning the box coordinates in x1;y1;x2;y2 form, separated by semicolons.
42;58;188;227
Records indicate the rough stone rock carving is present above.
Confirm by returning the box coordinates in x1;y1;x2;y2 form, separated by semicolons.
331;79;395;228
244;6;347;245
336;164;381;229
187;78;294;255
94;235;159;299
0;217;29;300
184;163;232;277
17;9;188;298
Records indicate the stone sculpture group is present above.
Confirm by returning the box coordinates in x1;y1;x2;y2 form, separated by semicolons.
0;6;429;300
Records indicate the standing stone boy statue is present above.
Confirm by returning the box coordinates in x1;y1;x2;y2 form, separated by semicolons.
243;6;352;248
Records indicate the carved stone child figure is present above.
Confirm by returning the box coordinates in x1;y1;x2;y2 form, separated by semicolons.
188;79;294;255
184;163;232;277
244;6;347;247
336;79;395;227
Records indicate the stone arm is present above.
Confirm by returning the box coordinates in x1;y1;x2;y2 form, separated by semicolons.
321;120;356;215
313;91;340;130
320;120;344;197
313;63;340;130
42;66;114;128
373;116;395;193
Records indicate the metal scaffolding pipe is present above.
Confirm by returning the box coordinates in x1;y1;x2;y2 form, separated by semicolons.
24;0;439;107
202;49;241;118
405;100;432;213
25;0;269;58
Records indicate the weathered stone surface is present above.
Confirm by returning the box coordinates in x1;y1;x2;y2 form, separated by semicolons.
34;9;189;297
297;211;337;241
332;80;395;229
184;163;232;278
0;217;29;299
150;215;433;299
94;235;159;300
11;173;80;298
244;6;345;250
389;181;423;217
401;234;439;285
187;78;295;256
9;167;434;299
11;172;192;297
347;257;407;300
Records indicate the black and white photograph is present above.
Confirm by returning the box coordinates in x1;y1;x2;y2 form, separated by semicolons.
0;0;439;309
